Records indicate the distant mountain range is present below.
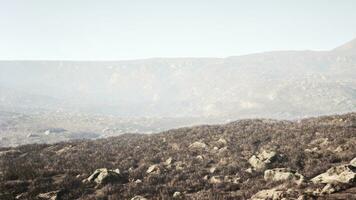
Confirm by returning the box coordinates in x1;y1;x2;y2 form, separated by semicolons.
0;38;355;119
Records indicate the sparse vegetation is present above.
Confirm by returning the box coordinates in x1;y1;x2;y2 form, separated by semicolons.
0;113;355;199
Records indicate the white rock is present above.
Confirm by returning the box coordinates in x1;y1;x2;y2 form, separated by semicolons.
264;168;304;185
131;195;148;200
189;141;207;149
311;164;356;184
146;164;160;174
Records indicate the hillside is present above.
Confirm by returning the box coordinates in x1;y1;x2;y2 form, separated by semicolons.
1;38;356;120
0;113;355;199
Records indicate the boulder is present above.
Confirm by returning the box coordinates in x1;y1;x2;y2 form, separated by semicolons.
84;168;124;185
311;163;356;194
189;141;207;149
248;150;277;170
311;165;356;184
264;168;304;185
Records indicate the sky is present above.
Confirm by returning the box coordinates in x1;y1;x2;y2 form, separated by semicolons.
1;0;356;60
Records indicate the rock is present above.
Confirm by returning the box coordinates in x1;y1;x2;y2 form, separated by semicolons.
216;138;227;148
209;167;217;173
245;168;253;173
209;176;223;184
224;175;240;184
217;138;227;145
310;138;330;147
0;149;21;157
146;164;160;174
264;168;304;185
350;157;356;167
334;146;344;153
311;163;356;194
165;157;173;165
218;146;228;154
250;188;283;200
173;191;183;198
311;164;356;184
131;195;148;200
27;133;39;138
135;179;142;183
37;190;60;200
196;155;204;160
189;141;207;149
175;161;185;171
84;168;124;185
248;150;277;170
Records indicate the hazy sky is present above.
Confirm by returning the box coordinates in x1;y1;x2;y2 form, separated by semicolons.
1;0;356;60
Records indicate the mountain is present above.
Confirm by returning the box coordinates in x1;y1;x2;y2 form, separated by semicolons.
1;112;355;199
0;38;356;120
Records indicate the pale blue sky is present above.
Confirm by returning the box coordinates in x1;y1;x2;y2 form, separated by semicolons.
1;0;356;60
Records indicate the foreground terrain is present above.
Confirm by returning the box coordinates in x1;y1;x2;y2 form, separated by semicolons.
0;113;355;199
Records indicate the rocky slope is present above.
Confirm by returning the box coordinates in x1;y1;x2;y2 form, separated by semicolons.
0;113;355;199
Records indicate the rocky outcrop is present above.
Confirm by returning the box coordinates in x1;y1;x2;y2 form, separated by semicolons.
311;165;356;184
248;150;278;170
264;168;304;185
311;162;356;195
84;168;125;185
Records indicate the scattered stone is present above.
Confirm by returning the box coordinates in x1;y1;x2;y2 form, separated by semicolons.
248;150;277;170
334;146;344;153
173;191;183;198
217;138;227;145
131;195;147;200
209;167;217;173
84;168;123;185
37;190;60;200
175;161;185;171
196;155;204;160
146;164;160;174
264;168;304;185
165;157;173;165
189;141;207;149
27;133;39;138
350;157;356;167
245;168;253;173
250;187;283;200
209;176;223;184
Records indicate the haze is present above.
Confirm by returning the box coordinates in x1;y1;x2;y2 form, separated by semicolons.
1;0;356;60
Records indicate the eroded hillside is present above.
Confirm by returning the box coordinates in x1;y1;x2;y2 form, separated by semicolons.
0;113;355;199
